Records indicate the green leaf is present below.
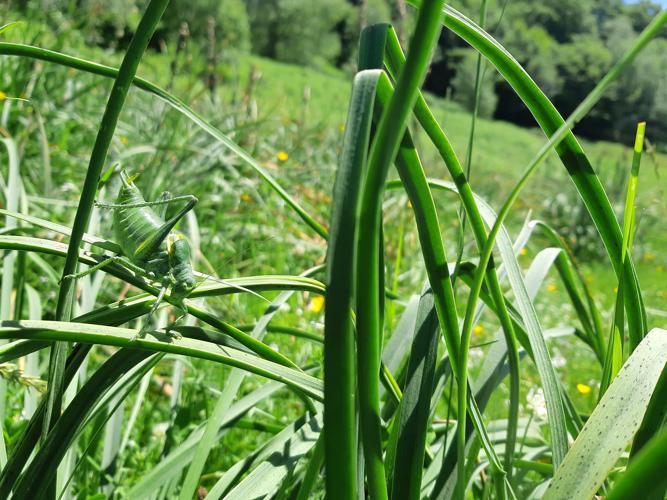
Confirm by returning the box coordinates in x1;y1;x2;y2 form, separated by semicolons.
0;320;323;401
215;414;322;499
387;286;439;500
13;349;154;498
354;4;445;497
544;328;667;500
127;380;286;498
607;429;667;500
323;67;381;499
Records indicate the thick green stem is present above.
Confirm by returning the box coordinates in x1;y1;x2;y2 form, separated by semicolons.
355;2;445;497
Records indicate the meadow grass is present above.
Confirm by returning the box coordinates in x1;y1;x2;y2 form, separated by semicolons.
0;2;666;499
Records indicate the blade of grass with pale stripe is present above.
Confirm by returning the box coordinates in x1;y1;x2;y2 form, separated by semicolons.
179;265;322;500
600;121;646;397
386;286;439;499
218;413;322;499
127;380;286;497
543;328;667;500
533;221;605;361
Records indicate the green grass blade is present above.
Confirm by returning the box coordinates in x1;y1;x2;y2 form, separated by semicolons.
387;286;439;500
179;267;320;500
295;432;325;500
127;380;285;497
46;0;169;449
0;345;91;498
601;121;646;396
426;2;650;348
533;221;605;361
220;414;322;499
383;27;520;480
13;349;154;498
355;4;444;496
622;121;646;261
204;414;320;498
0;320;323;401
0;138;20;322
323;68;381;499
543;328;667;500
0;22;21;35
0;339;50;363
607;429;667;500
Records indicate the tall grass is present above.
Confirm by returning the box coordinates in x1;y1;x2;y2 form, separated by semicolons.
0;1;666;499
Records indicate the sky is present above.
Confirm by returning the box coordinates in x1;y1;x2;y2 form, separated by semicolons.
625;0;667;6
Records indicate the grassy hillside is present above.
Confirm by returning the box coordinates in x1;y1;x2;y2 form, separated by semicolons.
212;53;667;315
2;23;666;495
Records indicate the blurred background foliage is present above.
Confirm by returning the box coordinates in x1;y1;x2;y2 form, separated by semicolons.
7;0;667;145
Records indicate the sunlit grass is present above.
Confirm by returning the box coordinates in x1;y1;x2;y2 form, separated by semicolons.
0;1;666;499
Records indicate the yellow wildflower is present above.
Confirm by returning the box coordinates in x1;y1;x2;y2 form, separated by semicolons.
576;383;592;395
0;91;6;101
276;151;289;162
473;324;484;335
547;283;558;293
644;251;656;262
519;247;528;256
240;193;252;202
657;265;664;273
614;287;618;293
309;295;325;314
120;136;129;145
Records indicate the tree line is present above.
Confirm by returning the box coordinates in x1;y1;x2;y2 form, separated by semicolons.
12;0;667;145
